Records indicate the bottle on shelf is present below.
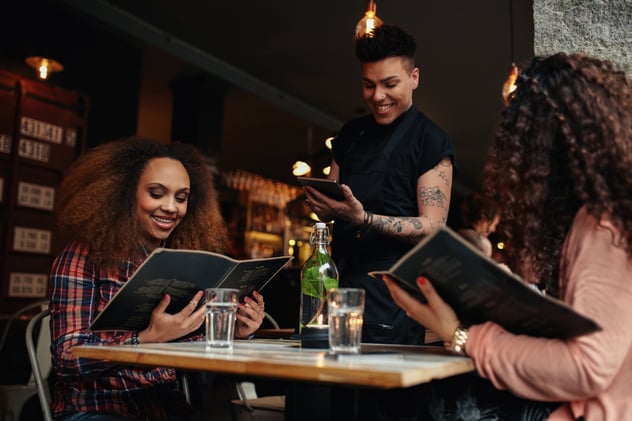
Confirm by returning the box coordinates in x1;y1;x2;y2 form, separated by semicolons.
299;222;339;347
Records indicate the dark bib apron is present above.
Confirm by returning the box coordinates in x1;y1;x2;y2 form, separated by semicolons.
333;108;426;345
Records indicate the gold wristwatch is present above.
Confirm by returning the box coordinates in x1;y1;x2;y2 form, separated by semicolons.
448;325;469;355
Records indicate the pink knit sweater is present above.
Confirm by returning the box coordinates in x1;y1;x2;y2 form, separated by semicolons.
467;207;632;420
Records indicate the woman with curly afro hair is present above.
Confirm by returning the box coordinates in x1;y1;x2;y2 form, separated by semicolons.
383;53;632;420
49;137;266;420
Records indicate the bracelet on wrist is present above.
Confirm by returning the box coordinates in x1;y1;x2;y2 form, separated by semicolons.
446;324;469;355
130;331;140;345
363;211;374;229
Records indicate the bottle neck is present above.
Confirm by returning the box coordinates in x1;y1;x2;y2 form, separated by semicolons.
310;227;330;251
314;242;329;254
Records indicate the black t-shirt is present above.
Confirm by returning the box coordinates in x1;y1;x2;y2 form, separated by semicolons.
332;106;455;260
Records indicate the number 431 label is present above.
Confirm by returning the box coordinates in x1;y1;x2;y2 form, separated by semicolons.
18;138;50;162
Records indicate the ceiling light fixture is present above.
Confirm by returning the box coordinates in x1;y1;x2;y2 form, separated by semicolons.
355;0;383;39
25;56;64;80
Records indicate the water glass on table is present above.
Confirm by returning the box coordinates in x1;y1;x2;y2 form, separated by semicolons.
327;288;365;354
205;288;239;350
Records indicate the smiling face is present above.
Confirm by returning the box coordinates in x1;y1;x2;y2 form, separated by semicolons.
135;157;190;249
361;56;419;125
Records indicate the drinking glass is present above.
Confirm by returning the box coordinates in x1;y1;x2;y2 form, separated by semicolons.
205;288;239;350
327;288;365;354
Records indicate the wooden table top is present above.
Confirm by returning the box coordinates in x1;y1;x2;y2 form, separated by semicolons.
72;339;474;389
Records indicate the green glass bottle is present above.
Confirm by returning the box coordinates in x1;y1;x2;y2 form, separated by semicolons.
299;222;339;332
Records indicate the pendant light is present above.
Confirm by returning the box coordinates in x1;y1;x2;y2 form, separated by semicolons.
355;0;383;39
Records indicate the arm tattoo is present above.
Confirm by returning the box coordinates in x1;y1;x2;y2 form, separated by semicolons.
392;217;424;233
374;215;425;241
437;169;449;186
433;160;452;187
368;165;451;243
420;187;447;208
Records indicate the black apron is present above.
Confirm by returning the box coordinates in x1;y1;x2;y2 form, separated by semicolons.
333;107;426;345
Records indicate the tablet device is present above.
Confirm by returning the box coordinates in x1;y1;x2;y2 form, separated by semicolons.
297;176;345;200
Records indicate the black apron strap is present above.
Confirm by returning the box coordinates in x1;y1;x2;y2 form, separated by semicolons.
380;106;420;163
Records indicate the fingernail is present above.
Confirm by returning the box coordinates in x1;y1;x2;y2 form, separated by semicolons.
416;277;427;286
163;294;170;301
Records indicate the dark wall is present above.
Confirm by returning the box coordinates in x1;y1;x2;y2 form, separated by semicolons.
0;0;142;149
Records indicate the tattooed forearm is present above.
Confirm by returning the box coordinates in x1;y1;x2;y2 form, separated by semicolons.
372;215;428;243
369;199;449;243
420;187;447;208
363;159;451;244
381;217;423;233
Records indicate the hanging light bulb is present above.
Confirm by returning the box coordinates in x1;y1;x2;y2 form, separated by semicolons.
25;56;64;80
355;0;383;39
502;63;519;106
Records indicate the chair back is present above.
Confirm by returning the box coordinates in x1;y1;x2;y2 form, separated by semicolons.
25;309;54;421
264;312;280;329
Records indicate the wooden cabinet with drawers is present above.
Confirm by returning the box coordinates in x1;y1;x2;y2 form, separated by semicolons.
0;69;89;314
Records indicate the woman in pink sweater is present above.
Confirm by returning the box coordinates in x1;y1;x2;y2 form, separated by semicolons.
384;53;632;420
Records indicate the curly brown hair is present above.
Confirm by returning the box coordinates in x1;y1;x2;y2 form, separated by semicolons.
460;192;498;229
483;53;632;297
56;137;228;268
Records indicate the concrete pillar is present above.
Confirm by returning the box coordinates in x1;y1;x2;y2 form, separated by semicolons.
533;0;632;76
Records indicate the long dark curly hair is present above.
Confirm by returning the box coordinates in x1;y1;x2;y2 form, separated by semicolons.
56;137;228;268
483;53;632;297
